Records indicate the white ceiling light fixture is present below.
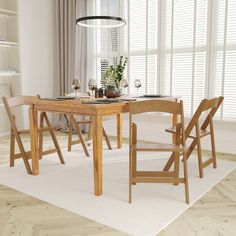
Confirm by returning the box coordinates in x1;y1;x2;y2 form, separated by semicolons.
76;16;126;28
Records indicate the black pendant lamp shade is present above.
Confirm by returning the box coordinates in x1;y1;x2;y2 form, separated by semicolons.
76;16;126;28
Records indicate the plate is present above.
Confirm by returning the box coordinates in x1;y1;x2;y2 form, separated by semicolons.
81;99;122;104
142;94;165;98
106;98;121;102
56;96;76;100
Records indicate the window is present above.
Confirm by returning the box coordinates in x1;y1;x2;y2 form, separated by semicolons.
90;0;236;121
213;0;236;120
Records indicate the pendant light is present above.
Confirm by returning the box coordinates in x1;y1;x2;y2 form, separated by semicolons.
76;16;126;28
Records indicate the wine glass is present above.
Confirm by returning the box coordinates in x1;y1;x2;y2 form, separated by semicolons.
88;79;97;99
72;78;81;97
134;79;141;97
120;78;129;94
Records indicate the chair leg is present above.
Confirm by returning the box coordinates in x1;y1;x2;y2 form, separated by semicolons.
129;145;132;203
173;152;180;185
163;153;175;171
186;139;197;160
38;112;44;159
16;136;32;174
85;120;92;146
72;116;90;157
195;122;203;178
102;127;112;150
67;115;73;152
209;116;217;168
183;150;190;204
164;137;198;172
131;123;137;185
88;119;92;140
10;130;15;167
132;148;137;185
173;125;181;185
43;113;65;164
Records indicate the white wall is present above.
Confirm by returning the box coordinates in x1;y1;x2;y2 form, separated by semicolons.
18;0;54;128
103;114;236;155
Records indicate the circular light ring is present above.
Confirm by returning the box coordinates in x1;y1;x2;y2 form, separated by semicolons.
76;16;126;28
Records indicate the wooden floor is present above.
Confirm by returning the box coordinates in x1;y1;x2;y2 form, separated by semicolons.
0;132;235;236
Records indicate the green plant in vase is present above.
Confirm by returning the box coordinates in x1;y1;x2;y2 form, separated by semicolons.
101;56;128;98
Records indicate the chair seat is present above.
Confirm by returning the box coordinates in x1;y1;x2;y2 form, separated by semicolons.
165;126;211;138
134;143;186;152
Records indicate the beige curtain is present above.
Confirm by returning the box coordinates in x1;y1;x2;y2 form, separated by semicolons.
53;0;76;96
75;0;87;92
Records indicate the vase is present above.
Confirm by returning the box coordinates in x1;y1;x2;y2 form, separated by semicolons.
105;85;122;98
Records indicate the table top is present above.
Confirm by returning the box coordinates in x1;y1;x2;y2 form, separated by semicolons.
22;95;176;116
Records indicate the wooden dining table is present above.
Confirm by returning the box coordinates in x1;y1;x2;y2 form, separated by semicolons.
25;96;177;196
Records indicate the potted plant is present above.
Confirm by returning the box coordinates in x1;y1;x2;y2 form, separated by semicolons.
101;56;128;98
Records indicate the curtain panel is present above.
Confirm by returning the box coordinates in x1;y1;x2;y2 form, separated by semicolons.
75;0;87;92
53;0;76;96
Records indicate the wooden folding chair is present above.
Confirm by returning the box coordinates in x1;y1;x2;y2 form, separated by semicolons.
67;114;112;157
2;96;65;174
129;99;189;204
163;96;224;178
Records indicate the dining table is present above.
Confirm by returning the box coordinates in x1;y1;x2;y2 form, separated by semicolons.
24;96;177;196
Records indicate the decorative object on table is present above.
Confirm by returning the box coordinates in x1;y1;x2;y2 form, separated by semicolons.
76;16;126;28
120;78;129;94
98;87;104;98
101;56;128;98
95;88;99;98
88;79;97;99
105;85;121;98
71;78;81;97
134;79;141;97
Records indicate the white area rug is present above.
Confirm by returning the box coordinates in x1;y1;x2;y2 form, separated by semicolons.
0;144;235;236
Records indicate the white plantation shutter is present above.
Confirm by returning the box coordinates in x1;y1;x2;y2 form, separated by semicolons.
147;54;157;94
147;0;158;94
129;0;158;95
163;0;207;116
129;0;146;95
90;0;236;121
213;0;236;120
169;0;194;116
95;0;120;85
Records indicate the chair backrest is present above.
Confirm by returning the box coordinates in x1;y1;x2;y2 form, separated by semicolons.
129;100;183;115
2;96;25;133
185;96;224;137
129;99;186;145
2;95;39;133
2;96;25;109
201;96;224;129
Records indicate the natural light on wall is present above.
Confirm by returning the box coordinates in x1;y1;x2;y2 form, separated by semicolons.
87;0;236;121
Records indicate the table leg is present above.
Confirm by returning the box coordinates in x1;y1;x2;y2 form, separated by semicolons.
117;114;122;149
92;115;103;196
29;107;39;175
